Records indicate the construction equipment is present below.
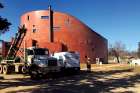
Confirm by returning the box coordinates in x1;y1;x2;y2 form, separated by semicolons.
0;44;60;79
0;25;61;79
0;25;27;74
26;47;61;79
6;25;27;61
0;25;60;78
0;25;80;79
28;51;80;79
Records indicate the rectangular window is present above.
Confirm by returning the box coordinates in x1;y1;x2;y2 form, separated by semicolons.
32;40;37;47
41;16;49;19
32;29;36;33
27;15;30;21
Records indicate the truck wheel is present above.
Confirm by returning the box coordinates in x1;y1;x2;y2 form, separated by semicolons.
3;65;9;74
29;66;39;79
0;65;3;74
22;66;27;74
30;70;39;80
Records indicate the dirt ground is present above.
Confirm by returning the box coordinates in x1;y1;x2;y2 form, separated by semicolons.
0;64;140;93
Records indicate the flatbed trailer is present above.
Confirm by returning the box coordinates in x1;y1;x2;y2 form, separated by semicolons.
0;60;25;74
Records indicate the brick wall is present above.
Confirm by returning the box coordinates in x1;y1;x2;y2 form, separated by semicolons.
18;10;108;63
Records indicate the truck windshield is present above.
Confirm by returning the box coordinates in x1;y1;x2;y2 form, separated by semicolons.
27;50;34;55
27;48;49;55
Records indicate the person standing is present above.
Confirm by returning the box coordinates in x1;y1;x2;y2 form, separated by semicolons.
85;56;91;72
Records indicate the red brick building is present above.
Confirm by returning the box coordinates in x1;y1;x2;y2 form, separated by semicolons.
3;7;108;63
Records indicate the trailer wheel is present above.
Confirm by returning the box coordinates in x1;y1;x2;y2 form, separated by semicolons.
3;65;9;74
0;65;3;74
22;66;27;74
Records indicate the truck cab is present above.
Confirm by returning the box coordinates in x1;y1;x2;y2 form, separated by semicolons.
26;47;49;65
26;47;61;79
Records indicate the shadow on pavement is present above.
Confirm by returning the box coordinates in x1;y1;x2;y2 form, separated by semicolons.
0;68;139;93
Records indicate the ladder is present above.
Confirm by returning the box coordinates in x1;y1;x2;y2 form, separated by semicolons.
6;25;27;60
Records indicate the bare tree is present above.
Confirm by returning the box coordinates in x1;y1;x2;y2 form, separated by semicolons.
130;51;137;58
109;41;126;63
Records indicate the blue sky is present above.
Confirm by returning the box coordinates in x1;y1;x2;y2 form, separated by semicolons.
0;0;140;51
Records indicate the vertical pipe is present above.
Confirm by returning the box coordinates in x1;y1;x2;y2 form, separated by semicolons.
48;5;53;42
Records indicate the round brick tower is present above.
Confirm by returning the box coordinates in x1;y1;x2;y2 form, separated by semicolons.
20;7;108;63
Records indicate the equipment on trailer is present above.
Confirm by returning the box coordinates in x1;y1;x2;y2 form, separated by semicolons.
52;52;80;72
0;25;27;74
6;25;27;61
